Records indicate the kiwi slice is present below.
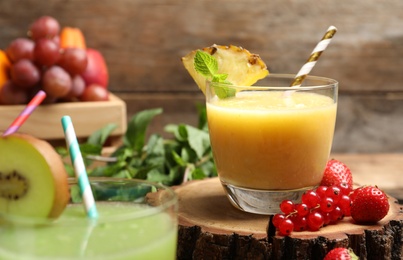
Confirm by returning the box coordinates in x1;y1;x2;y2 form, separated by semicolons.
0;133;70;219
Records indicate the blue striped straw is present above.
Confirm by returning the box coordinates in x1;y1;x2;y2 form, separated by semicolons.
61;115;98;219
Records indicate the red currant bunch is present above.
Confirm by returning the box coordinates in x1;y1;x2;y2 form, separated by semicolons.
272;185;353;236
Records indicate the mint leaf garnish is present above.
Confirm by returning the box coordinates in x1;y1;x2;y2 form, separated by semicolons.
194;50;235;99
194;50;218;77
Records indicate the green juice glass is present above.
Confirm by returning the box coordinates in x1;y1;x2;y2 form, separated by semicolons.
0;178;178;260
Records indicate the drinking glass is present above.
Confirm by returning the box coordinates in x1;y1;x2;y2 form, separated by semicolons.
206;74;338;214
0;178;178;259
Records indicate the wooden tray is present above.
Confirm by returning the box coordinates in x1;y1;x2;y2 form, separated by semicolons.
0;93;127;145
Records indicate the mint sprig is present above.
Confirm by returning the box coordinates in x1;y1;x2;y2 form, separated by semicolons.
57;108;217;188
194;50;236;99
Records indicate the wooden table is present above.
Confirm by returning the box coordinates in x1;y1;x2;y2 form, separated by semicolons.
332;153;403;202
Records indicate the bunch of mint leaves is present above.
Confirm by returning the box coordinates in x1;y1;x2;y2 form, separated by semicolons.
56;106;217;186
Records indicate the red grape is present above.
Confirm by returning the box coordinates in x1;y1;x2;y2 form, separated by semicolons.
29;16;60;40
6;38;35;62
34;38;60;66
58;48;88;75
0;80;28;104
10;59;41;89
80;84;109;102
42;66;72;98
64;74;85;100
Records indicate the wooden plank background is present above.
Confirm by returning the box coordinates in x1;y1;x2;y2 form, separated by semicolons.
1;0;403;153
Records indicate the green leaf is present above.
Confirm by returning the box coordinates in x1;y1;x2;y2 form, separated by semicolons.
193;50;235;99
194;50;217;78
212;73;228;82
79;143;103;156
147;169;172;184
70;185;82;203
196;103;208;131
56;105;216;187
87;123;118;146
171;150;186;167
124;108;163;152
185;125;211;158
211;81;236;99
191;168;206;180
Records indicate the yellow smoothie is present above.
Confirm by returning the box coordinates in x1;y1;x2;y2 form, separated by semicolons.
207;91;337;190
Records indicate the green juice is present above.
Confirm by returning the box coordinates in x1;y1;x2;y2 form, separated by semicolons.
0;202;177;260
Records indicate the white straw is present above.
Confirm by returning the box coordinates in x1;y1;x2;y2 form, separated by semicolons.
290;25;337;87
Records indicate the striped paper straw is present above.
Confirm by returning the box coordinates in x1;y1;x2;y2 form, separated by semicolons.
2;90;47;136
290;26;337;87
61;115;98;219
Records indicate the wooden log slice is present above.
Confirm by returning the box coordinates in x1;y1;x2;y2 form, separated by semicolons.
174;177;403;260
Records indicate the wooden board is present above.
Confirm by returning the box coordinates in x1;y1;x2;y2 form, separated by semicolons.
175;177;403;260
0;93;127;143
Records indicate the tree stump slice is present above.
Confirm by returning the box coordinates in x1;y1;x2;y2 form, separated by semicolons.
175;177;403;260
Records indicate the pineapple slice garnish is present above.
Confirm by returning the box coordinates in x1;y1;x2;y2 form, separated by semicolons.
181;44;269;95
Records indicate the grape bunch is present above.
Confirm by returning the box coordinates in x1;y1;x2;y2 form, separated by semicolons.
0;16;108;105
272;184;353;236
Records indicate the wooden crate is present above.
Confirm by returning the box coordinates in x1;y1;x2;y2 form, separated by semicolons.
0;93;127;146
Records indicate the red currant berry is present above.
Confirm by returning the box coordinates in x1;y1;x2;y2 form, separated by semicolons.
320;197;335;213
292;216;307;231
325;186;342;204
329;206;344;223
272;214;286;228
338;194;352;217
338;182;353;196
322;211;331;226
280;200;295;215
307;211;324;231
316;186;328;198
278;218;294;236
295;203;309;217
302;190;320;208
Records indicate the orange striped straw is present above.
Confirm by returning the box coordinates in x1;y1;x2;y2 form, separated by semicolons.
290;26;337;87
2;90;47;136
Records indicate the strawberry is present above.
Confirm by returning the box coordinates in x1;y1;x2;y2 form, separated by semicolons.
350;186;389;223
321;159;353;192
324;248;358;260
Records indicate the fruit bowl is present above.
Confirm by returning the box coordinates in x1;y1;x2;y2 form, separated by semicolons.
0;93;126;146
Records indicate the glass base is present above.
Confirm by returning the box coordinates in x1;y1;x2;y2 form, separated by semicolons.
221;181;314;215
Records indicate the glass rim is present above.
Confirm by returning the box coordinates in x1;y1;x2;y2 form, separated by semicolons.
0;177;178;226
207;73;338;90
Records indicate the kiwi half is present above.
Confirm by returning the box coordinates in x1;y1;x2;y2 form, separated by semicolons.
0;133;69;219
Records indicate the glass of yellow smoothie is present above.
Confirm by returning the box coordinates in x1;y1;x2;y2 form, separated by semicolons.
206;74;338;214
0;178;178;259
